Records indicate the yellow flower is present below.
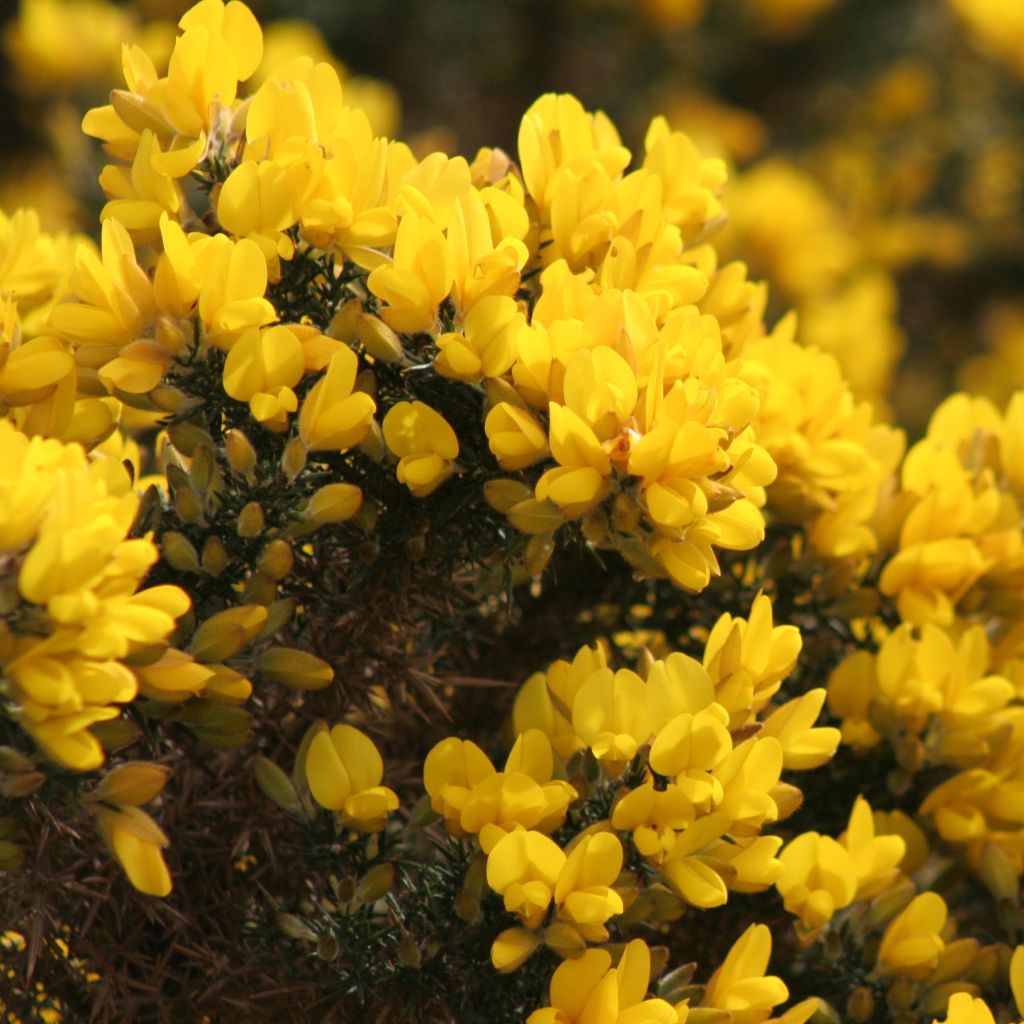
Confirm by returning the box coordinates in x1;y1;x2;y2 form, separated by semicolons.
485;401;549;471
195;235;277;349
932;993;997;1024
758;690;839;770
512;644;607;760
525;939;678;1024
486;829;625;966
304;722;399;831
839;796;906;899
222;324;305;430
382;400;459;497
775;831;857;932
699;924;789;1024
571;666;650;776
517;93;631;218
95;805;172;897
367;212;454;333
435;295;523;381
877;891;947;978
423;730;575;852
0;421;189;770
298;347;377;453
536;403;612;516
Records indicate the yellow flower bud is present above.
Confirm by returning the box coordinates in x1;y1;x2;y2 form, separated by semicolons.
237;501;265;537
162;531;201;572
93;762;171;807
189;605;269;662
281;436;307;482
257;648;334;690
201;536;229;577
225;428;258;477
257;539;294;581
304;483;363;525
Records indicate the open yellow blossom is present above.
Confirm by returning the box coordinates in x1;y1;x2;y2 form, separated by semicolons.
367;212;454;333
423;730;576;852
0;421;189;770
382;400;459;497
526;940;678;1024
298;347;377;452
877;891;948;978
304;722;399;831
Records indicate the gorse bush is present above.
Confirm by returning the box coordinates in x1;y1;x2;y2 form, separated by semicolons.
2;1;1024;1022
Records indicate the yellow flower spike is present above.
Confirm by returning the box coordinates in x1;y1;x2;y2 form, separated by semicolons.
366;211;454;333
304;723;398;830
571;666;650;776
485;402;549;471
839;796;906;900
701;923;788;1024
298;348;377;453
435;295;523;381
775;832;857;932
382;400;459;497
486;829;565;929
877;891;948;978
94;805;172;897
758;690;840;770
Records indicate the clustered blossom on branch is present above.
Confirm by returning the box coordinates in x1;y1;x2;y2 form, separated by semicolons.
2;1;1024;1021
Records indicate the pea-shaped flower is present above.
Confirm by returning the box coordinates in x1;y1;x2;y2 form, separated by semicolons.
383;400;459;497
304;723;398;831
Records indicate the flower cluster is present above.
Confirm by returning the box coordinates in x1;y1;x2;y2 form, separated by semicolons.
2;1;1024;1022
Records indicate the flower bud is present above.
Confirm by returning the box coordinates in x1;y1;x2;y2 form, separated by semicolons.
281;436;307;483
253;756;303;815
277;914;317;942
237;501;265;538
225;428;258;478
94;762;171;807
257;648;334;690
201;536;229;577
355;311;406;364
304;484;362;525
257;540;294;581
162;531;201;572
355;863;395;905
